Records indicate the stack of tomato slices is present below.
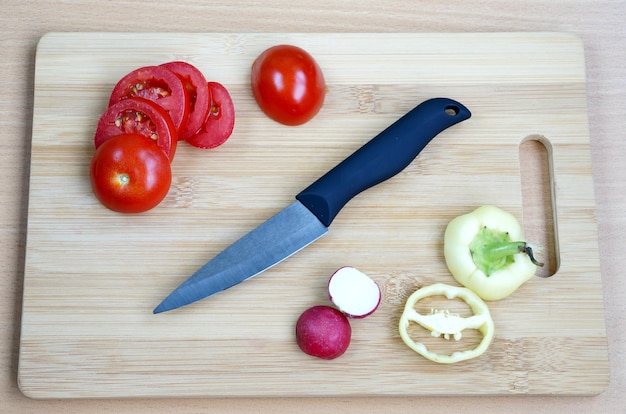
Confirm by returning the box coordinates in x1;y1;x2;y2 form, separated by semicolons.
90;61;235;213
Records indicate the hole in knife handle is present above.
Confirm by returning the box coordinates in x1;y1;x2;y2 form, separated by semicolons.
445;105;460;116
519;135;559;278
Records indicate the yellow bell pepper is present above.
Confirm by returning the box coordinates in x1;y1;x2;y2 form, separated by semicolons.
443;205;543;301
398;283;495;364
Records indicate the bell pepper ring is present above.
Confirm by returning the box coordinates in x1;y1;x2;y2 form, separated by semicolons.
399;283;495;364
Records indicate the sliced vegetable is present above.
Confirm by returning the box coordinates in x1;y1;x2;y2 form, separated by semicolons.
94;97;178;161
328;267;381;318
186;82;235;149
160;61;210;141
108;65;190;134
295;305;351;360
398;283;495;364
90;61;238;214
444;205;543;301
251;44;326;126
90;134;172;213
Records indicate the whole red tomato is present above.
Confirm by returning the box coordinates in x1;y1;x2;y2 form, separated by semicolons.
90;134;172;213
251;45;326;126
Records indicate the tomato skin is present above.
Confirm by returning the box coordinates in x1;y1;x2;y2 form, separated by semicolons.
94;97;177;161
90;134;172;213
186;82;235;149
251;45;326;126
160;61;210;141
109;65;189;134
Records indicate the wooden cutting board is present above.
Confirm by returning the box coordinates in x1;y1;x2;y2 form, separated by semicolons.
19;33;609;399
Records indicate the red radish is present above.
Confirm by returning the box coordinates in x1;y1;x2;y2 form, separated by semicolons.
328;267;381;318
295;306;351;360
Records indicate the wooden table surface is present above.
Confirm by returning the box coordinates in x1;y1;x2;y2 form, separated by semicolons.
2;1;624;413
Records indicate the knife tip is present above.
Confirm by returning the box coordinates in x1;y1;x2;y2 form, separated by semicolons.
152;302;169;314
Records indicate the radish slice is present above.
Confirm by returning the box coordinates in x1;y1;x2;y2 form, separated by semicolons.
328;267;381;318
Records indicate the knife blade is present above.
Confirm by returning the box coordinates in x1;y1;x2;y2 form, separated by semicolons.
154;97;471;313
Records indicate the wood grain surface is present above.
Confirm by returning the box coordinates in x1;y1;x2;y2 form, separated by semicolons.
3;1;625;413
18;32;608;399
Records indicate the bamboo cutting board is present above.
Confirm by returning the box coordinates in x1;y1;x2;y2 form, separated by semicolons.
19;33;609;399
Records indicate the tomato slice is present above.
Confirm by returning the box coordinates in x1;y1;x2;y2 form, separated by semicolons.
186;82;235;149
108;65;189;134
160;61;210;141
94;97;177;160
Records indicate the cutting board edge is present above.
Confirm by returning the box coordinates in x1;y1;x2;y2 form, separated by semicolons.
19;31;607;399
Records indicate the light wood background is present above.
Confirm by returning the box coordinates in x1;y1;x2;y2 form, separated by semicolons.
2;1;625;413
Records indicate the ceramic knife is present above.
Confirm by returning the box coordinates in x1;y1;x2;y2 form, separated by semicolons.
154;97;471;313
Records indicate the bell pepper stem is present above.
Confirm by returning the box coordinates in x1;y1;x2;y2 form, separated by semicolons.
475;241;544;275
470;226;544;276
521;244;544;267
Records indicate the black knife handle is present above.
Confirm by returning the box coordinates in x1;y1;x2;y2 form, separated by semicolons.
296;97;471;227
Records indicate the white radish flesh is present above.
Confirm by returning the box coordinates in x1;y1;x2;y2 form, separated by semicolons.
328;267;381;318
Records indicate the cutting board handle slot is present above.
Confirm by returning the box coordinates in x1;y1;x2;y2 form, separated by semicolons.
519;135;559;278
